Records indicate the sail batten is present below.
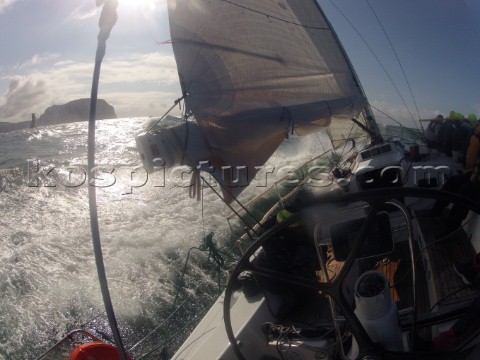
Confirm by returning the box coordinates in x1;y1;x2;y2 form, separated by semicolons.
167;0;370;198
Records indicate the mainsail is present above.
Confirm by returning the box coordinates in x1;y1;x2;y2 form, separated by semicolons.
164;0;373;199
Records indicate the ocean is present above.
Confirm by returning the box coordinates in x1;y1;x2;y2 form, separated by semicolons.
0;117;333;359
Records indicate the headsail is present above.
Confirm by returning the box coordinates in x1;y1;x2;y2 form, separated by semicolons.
165;0;372;199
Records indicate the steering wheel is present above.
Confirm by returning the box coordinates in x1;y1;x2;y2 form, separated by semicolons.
223;187;480;360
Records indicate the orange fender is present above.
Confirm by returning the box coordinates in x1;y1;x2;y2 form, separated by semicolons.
70;342;132;360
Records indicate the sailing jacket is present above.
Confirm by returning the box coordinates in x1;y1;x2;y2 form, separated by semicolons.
465;125;480;172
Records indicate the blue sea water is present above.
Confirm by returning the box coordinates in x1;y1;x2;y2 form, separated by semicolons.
0;118;331;359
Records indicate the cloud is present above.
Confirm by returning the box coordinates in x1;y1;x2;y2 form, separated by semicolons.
69;6;99;22
16;53;60;70
87;52;182;117
0;76;50;121
103;90;183;118
0;0;17;14
102;52;179;85
0;51;181;122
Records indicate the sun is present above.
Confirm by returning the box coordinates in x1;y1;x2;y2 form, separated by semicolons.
112;0;167;28
115;0;167;22
118;0;158;12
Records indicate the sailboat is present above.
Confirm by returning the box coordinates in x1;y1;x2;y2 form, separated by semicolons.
135;0;380;203
38;1;480;359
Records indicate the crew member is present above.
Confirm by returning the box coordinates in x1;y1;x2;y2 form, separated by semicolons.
430;123;480;236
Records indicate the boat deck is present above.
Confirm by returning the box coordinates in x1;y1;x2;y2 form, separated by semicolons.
322;216;479;311
271;215;480;336
359;240;430;313
418;217;479;307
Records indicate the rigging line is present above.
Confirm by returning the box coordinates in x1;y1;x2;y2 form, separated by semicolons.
87;1;127;360
370;103;405;128
199;169;263;229
314;132;328;153
365;0;423;132
79;311;106;329
221;0;329;30
326;0;417;125
339;123;356;158
201;184;206;238
200;175;260;235
135;241;234;356
180;120;190;169
371;103;425;142
129;260;221;353
138;304;213;360
160;240;223;356
145;94;185;133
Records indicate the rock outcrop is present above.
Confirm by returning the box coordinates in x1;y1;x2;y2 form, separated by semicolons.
0;99;117;133
37;98;116;126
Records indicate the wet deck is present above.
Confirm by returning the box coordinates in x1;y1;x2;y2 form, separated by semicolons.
358;240;430;313
418;217;479;307
322;216;479;313
279;216;480;329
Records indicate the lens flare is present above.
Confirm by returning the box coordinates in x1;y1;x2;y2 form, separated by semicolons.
120;0;157;12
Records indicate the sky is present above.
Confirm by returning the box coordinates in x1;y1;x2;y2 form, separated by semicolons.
0;0;479;127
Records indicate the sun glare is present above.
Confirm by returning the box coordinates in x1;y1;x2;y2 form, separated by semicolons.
119;0;158;12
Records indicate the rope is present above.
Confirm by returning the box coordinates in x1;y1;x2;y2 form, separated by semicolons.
145;95;185;133
129;180;241;358
140;232;230;358
87;1;128;359
202;232;226;269
125;164;243;358
326;0;417;126
200;175;262;233
365;0;423;134
201;184;207;237
137;305;211;359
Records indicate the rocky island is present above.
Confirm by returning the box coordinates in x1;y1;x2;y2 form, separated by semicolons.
0;98;117;133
